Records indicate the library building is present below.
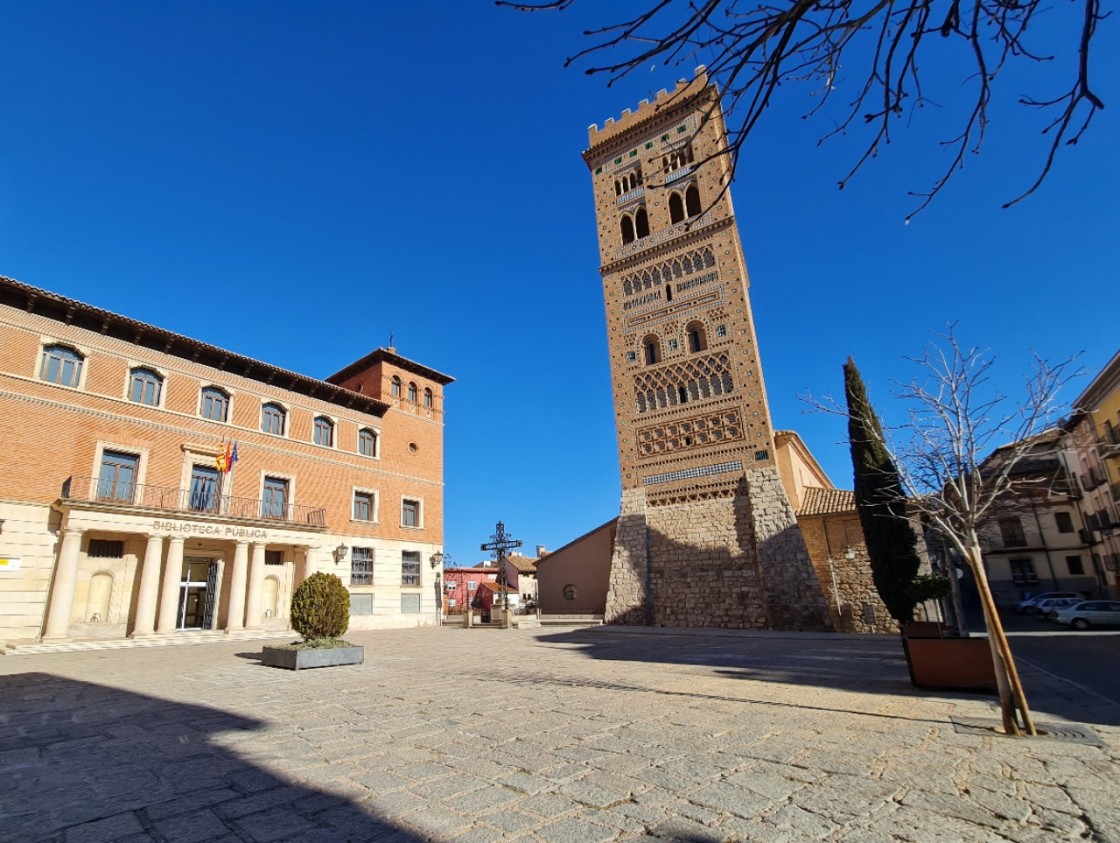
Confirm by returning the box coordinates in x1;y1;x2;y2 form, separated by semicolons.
0;274;452;647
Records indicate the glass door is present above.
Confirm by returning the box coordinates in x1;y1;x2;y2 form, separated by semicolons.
178;557;215;629
189;465;221;514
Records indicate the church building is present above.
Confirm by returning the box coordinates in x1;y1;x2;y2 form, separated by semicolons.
0;274;452;647
583;68;831;630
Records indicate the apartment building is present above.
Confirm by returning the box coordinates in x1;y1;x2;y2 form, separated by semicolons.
0;275;452;645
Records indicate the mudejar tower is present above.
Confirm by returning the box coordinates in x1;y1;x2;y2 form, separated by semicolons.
583;68;829;630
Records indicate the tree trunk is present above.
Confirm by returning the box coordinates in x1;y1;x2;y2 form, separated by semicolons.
965;540;1036;736
948;561;967;635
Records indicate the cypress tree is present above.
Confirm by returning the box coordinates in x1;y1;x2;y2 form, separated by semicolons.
844;357;921;623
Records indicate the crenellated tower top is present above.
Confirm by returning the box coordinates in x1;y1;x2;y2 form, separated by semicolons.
584;67;711;155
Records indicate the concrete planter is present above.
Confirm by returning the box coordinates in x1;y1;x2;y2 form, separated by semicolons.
261;645;364;670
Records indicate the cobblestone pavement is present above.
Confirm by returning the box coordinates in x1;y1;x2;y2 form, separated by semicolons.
1;626;1118;842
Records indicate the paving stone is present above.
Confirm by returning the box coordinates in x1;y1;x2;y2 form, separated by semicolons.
899;788;1005;830
152;809;231;843
688;781;772;819
792;775;902;819
213;785;305;819
3;627;1119;843
497;771;552;795
535;816;620;843
475;809;542;834
231;807;318;843
63;812;145;843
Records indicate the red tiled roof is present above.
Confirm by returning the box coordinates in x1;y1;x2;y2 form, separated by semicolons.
505;555;538;574
798;487;857;517
478;581;518;594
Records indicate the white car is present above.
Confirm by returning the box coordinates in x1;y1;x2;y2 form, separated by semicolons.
1013;592;1083;614
1052;600;1120;630
1034;597;1082;619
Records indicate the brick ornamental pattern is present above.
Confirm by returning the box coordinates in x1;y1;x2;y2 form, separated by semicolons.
586;71;831;631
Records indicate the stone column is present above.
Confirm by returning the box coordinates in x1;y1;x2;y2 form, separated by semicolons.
297;546;316;586
43;528;85;640
156;537;185;633
131;534;165;637
226;541;249;632
209;560;225;630
244;543;266;629
282;560;295;619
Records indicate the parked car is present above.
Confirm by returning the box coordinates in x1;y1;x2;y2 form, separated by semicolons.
1013;592;1083;614
1051;600;1120;630
1035;597;1083;619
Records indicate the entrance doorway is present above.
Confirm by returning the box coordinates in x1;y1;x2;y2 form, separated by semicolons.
178;557;218;630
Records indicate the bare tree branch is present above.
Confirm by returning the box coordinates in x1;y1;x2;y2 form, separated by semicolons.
500;0;1107;218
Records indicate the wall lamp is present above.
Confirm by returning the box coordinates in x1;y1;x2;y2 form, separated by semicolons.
333;543;349;564
430;550;449;569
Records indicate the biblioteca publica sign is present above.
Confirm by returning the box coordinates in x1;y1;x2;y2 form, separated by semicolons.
153;520;268;540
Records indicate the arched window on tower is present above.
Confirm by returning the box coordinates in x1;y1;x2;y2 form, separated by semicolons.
643;335;661;366
685;184;701;218
635;207;649;239
686;321;708;353
620;214;635;245
668;192;685;224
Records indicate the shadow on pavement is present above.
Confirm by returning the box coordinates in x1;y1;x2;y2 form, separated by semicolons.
531;626;1120;729
0;672;421;842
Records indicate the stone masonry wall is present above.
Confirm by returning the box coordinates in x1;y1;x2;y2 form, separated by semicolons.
744;468;833;631
645;487;769;628
603;488;651;625
607;471;833;631
799;512;898;634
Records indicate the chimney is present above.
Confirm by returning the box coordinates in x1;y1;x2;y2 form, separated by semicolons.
536;545;547;558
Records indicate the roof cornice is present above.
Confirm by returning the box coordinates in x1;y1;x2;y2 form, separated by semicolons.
0;274;390;417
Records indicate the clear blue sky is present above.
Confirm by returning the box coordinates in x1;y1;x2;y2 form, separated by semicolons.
2;3;1116;567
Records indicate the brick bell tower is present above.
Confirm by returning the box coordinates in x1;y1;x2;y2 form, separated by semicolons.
583;67;830;630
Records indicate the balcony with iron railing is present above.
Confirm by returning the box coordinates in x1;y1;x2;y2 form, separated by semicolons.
61;475;328;528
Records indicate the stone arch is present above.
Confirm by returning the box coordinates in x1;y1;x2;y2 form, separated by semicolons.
87;571;113;623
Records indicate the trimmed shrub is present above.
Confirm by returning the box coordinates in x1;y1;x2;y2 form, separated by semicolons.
290;572;350;640
907;573;953;604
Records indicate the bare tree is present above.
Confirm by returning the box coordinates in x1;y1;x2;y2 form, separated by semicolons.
499;0;1106;219
808;327;1080;735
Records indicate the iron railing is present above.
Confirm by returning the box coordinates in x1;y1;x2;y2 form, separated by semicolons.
62;475;327;527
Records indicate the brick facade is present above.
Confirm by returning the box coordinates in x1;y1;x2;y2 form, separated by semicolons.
0;275;452;644
585;70;830;630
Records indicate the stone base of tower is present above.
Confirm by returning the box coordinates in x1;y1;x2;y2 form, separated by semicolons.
603;488;652;625
604;469;832;631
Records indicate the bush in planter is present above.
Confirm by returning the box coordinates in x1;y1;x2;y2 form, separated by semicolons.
290;572;350;644
907;573;952;604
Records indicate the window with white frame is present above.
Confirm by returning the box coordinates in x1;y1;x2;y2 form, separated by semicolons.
401;550;421;586
129;367;163;406
200;387;230;422
358;428;378;457
352;490;375;522
351;547;374;586
313;416;334;447
41;344;84;387
402;498;421;528
261;402;286;435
